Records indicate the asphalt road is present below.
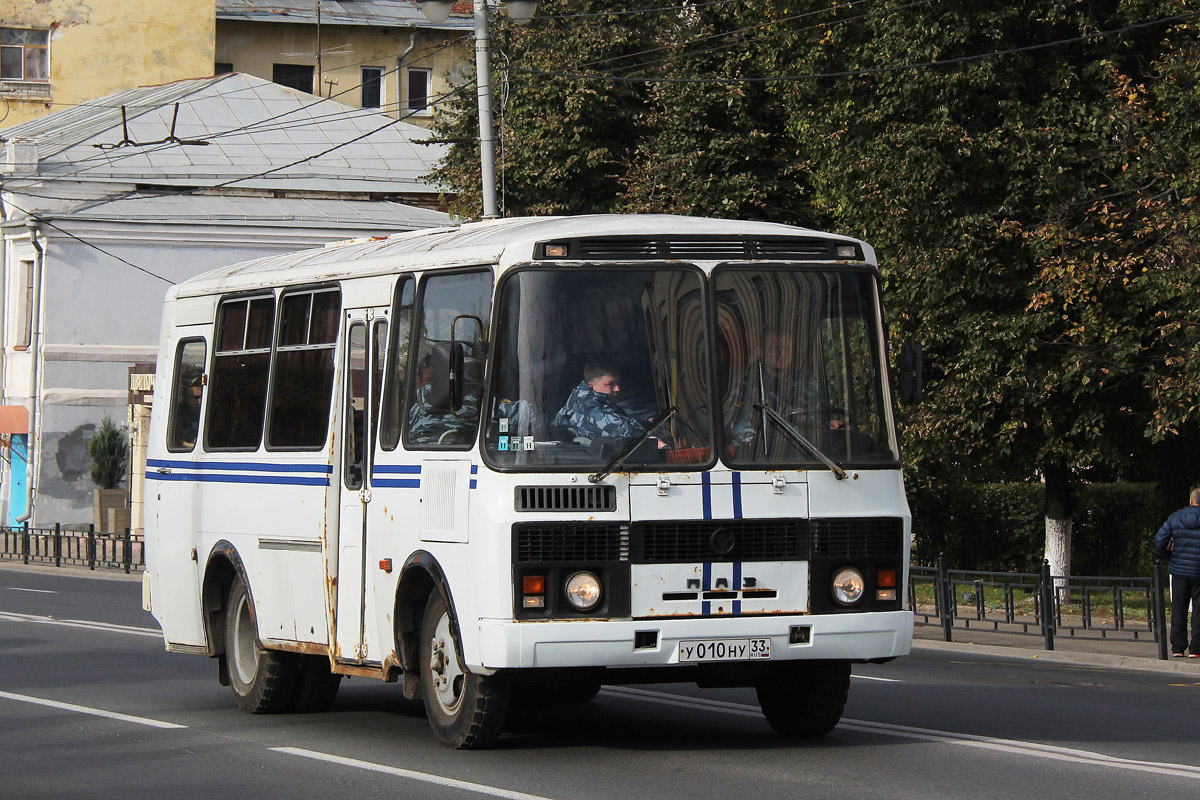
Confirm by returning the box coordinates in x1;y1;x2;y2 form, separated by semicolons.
3;565;1200;799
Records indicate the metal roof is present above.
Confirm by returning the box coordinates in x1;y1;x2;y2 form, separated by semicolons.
216;0;473;29
171;214;870;298
0;73;447;195
42;191;450;229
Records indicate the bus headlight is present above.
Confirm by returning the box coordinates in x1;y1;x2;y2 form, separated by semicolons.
831;567;865;606
564;571;602;612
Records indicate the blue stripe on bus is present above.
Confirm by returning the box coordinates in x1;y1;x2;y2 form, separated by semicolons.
701;472;712;520
702;562;712;616
146;472;329;486
372;478;421;489
147;459;331;474
373;464;421;474
732;472;743;519
733;562;742;616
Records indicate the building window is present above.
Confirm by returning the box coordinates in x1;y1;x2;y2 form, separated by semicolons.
407;68;431;115
214;62;233;75
272;63;314;94
1;28;49;82
14;260;33;348
361;67;383;109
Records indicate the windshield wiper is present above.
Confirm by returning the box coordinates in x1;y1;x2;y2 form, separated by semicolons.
589;406;678;484
753;402;848;481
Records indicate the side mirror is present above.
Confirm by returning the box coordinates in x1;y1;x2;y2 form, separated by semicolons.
429;341;465;413
899;339;924;406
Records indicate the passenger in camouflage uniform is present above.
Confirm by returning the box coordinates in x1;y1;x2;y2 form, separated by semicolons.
408;358;479;445
553;363;646;440
726;333;842;449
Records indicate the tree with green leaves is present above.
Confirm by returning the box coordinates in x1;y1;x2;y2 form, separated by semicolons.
429;0;1200;577
772;0;1198;577
89;414;127;490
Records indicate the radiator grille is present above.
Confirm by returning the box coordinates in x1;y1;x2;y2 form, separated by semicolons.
810;517;904;558
513;517;903;565
633;519;809;563
514;523;628;563
516;485;617;512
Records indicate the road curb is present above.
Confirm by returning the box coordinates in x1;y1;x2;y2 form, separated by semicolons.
0;562;142;582
911;637;1200;676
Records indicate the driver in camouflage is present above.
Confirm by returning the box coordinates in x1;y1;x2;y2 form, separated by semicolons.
554;363;645;440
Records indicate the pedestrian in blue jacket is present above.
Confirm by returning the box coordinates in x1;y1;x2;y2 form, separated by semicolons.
1155;488;1200;657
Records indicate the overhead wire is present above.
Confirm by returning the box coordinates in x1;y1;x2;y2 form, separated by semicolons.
12;38;465;182
507;9;1200;84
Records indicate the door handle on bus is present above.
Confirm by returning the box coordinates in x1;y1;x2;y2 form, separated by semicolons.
157;466;171;475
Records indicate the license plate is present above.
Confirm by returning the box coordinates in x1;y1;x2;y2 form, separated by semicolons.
677;638;771;662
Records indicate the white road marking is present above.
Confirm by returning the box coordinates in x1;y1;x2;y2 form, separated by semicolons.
0;610;161;638
0;690;185;729
603;687;1200;781
8;587;57;594
272;747;557;800
852;673;900;682
8;612;1196;783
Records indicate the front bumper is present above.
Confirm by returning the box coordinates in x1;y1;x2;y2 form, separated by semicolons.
472;610;913;671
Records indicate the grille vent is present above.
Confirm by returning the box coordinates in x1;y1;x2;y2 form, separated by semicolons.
633;519;808;563
630;517;902;563
514;523;628;563
546;236;857;262
810;517;904;559
516;485;617;512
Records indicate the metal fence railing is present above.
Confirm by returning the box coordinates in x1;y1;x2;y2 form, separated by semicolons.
909;553;1171;659
0;523;144;574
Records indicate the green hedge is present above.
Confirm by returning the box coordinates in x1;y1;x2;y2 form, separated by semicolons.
909;482;1165;577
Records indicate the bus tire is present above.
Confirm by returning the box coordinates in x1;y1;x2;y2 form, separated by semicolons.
755;660;851;737
225;576;299;714
419;591;510;749
289;655;342;713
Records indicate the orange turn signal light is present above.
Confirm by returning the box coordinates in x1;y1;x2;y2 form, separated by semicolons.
523;575;545;594
877;569;897;588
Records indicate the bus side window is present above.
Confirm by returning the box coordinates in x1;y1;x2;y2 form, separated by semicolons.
167;339;207;452
207;295;275;450
267;287;340;450
405;270;492;448
379;276;414;450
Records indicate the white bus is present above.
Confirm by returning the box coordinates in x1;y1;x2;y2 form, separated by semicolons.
143;214;912;748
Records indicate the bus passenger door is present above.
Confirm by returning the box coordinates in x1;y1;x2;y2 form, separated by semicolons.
334;308;387;663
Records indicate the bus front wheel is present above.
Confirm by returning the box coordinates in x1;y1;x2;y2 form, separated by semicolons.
225;576;299;713
419;592;510;749
755;660;851;737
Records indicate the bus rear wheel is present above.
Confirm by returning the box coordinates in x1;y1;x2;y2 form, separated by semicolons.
290;655;342;713
755;660;851;737
419;592;510;749
225;576;299;714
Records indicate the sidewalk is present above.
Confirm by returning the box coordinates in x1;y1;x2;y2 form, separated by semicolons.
912;622;1200;676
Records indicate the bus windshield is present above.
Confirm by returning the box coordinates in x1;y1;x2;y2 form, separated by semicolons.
486;267;713;469
715;266;898;467
484;264;898;471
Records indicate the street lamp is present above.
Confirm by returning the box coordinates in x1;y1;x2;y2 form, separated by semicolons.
418;1;538;219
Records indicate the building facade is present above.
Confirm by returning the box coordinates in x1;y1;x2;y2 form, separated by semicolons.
1;0;215;127
216;1;474;128
0;73;452;527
